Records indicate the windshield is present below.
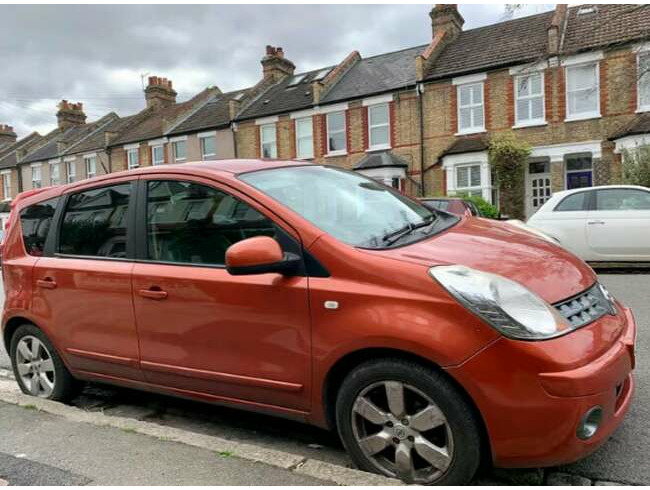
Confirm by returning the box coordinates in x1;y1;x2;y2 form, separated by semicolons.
240;166;436;248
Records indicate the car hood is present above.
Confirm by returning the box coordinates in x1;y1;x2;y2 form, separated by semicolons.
373;217;596;304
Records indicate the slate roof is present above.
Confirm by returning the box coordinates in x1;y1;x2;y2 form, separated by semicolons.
63;114;140;156
167;88;248;136
424;11;554;81
563;4;650;55
322;45;426;104
440;137;488;157
0;133;43;170
353;151;408;170
609;112;650;140
111;87;220;146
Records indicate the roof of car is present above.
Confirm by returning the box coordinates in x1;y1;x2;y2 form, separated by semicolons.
552;185;650;198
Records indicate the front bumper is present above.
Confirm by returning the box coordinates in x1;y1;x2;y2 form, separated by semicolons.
446;305;636;468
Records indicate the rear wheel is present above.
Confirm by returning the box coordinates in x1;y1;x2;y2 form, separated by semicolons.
10;324;80;402
335;358;481;485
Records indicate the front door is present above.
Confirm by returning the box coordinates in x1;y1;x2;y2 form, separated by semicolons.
31;180;143;381
525;160;552;218
131;177;312;412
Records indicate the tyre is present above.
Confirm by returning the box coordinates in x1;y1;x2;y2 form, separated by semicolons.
9;324;80;402
335;358;482;485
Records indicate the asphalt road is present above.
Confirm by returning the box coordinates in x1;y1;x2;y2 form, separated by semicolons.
0;273;648;484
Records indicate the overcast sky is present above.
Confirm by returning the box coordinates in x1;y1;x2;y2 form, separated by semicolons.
1;4;554;138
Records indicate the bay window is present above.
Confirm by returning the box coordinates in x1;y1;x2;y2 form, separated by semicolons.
566;63;600;120
295;117;313;159
326;111;346;154
457;83;484;133
260;124;277;159
515;73;545;126
455;164;483;197
367;103;390;149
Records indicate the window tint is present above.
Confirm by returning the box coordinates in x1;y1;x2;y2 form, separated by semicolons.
146;181;276;266
20;197;59;256
555;191;589;212
59;183;131;258
596;189;650;211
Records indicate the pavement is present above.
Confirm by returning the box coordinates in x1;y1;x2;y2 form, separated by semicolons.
0;273;647;485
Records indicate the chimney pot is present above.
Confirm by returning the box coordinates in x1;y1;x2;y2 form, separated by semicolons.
430;4;464;41
0;124;17;145
261;45;295;82
145;74;178;109
56;100;86;131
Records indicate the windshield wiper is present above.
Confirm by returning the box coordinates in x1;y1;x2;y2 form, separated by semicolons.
382;213;437;246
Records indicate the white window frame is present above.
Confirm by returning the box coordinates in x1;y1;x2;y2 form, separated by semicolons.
455;164;483;197
367;103;391;151
172;140;186;162
514;72;546;128
199;135;216;160
127;147;139;169
260;123;277;159
638;51;650;112
294;117;313;159
565;62;601;121
66;160;76;184
151;145;165;166
456;82;485;135
84;155;97;178
1;172;11;201
326;111;347;156
31;164;42;189
441;151;492;203
49;162;61;185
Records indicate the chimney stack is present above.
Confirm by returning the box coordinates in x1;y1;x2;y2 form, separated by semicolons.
261;45;295;83
430;4;464;41
0;125;17;146
548;4;568;56
145;76;177;109
56;101;86;131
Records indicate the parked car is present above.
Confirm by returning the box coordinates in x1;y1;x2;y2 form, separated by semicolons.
420;196;481;217
527;185;650;262
2;161;635;485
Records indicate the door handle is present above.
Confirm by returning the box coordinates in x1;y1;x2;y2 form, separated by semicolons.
36;278;57;289
138;288;168;300
588;220;605;225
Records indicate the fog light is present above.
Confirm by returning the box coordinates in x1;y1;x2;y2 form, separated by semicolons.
577;406;603;440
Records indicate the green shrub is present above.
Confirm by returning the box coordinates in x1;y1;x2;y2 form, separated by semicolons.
622;146;650;187
461;194;500;219
488;133;531;220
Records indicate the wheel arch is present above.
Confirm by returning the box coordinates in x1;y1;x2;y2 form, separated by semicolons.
3;315;33;354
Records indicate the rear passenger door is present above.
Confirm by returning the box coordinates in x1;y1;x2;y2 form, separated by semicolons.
31;179;143;381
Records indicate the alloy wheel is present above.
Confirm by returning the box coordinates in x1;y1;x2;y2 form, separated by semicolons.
15;335;56;397
351;380;454;484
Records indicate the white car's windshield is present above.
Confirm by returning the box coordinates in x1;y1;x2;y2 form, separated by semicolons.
240;165;439;248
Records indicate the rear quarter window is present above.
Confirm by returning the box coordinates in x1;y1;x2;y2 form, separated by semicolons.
554;192;589;212
19;197;60;256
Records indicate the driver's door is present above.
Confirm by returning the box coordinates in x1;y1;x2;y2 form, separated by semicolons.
131;176;312;411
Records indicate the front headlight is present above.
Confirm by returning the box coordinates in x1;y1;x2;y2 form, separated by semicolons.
430;265;571;340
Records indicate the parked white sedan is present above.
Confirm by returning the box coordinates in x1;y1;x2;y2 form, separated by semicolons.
527;185;650;262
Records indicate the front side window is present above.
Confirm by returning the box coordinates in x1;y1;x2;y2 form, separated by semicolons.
50;163;60;185
566;63;599;119
515;73;544;125
146;180;276;266
127;148;139;169
260;124;277;159
2;173;11;200
173;140;186;162
85;156;97;178
200;136;216;159
59;183;131;258
455;164;482;197
368;103;390;149
458;83;484;133
295;117;313;159
240;166;437;249
326;111;346;154
152;145;164;166
66;161;76;184
20;197;59;256
596;188;650;211
31;165;42;189
639;52;650;111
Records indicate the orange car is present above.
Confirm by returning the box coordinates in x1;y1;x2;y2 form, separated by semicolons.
2;160;635;485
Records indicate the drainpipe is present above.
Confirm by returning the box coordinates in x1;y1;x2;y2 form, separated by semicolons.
417;83;425;196
232;123;239;159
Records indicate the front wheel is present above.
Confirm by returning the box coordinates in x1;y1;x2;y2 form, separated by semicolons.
335;358;482;485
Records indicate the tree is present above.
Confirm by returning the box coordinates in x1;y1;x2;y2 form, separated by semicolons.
622;146;650;188
488;133;531;220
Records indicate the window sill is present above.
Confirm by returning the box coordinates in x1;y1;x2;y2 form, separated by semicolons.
325;151;347;158
454;129;486;136
564;114;601;123
366;145;392;153
512;121;547;129
202;154;216;160
174;159;187;163
636;107;650;114
296;156;314;161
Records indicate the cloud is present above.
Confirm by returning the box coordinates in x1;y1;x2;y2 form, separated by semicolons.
0;4;554;138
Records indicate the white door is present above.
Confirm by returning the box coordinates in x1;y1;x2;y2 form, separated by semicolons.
586;188;650;261
525;161;552;218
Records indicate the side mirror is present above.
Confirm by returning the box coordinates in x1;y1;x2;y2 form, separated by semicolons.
225;236;300;276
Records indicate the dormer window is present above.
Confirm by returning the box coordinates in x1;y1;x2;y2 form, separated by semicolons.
287;74;307;87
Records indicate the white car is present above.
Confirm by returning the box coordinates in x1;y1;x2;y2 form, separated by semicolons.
527;185;650;262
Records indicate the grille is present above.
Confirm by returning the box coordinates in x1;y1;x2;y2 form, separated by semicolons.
554;283;615;329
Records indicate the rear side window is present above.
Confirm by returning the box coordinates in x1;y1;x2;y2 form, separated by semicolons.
59;183;132;258
554;192;589;212
146;180;276;266
20;197;59;256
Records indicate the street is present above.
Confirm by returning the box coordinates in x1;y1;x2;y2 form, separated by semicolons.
0;273;647;485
